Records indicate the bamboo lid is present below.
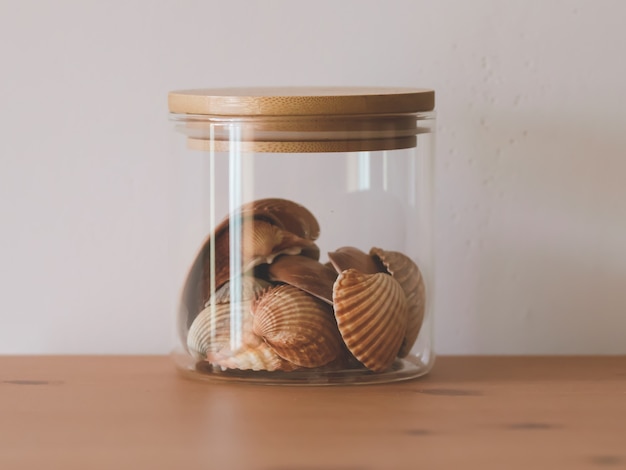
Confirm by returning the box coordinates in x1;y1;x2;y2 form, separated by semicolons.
168;87;434;152
169;87;434;116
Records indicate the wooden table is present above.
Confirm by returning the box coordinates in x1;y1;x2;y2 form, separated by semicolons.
1;356;625;469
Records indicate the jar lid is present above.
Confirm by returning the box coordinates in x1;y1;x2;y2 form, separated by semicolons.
168;87;434;152
168;87;434;116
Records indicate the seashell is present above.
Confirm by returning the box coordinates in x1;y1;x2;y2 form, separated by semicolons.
370;248;426;358
241;219;319;271
187;301;295;371
188;302;250;360
332;269;408;372
233;197;321;241
252;285;343;368
181;216;319;329
319;343;366;371
208;343;299;372
267;255;338;304
328;246;385;275
209;219;319;294
205;276;271;306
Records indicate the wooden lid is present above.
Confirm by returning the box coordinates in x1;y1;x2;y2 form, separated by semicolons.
168;87;434;152
168;87;434;116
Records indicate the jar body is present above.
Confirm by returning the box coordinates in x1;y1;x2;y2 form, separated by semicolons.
171;113;435;385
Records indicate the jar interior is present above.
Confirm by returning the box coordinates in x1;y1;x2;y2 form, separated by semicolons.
172;115;434;385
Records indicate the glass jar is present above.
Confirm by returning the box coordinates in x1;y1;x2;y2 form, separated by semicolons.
168;87;435;385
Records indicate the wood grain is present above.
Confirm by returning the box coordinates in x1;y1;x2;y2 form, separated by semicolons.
186;135;418;153
1;356;625;470
168;87;435;116
169;87;434;152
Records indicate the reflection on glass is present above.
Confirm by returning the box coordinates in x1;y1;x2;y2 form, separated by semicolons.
347;151;371;192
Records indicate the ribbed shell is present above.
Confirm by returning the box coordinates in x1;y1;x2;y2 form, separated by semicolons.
252;285;343;368
207;343;298;372
181;211;319;330
234;197;321;241
267;255;337;304
370;248;426;357
328;246;385;275
332;269;408;372
241;220;318;271
206;277;271;306
187;301;294;371
210;219;318;288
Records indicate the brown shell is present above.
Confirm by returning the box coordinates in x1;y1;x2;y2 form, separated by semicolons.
252;285;342;368
207;342;299;372
320;343;365;371
241;219;319;271
328;246;385;275
332;269;408;372
206;276;271;306
234;197;321;241
211;219;318;293
267;255;338;304
181;213;319;330
187;302;255;359
370;248;426;357
187;301;294;371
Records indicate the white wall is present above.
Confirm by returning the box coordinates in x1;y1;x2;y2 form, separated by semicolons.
1;0;625;354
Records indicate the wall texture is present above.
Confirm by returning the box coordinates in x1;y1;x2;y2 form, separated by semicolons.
1;0;625;354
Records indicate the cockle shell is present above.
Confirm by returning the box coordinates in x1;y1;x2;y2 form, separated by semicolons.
206;276;271;306
320;343;365;371
209;219;319;297
187;301;295;371
184;197;320;298
328;246;385;275
187;302;255;360
182;215;319;329
252;285;343;368
332;269;408;372
233;197;321;241
267;255;338;304
241;219;319;271
210;344;299;372
370;248;426;358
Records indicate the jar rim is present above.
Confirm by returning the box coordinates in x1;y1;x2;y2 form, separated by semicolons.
170;111;435;153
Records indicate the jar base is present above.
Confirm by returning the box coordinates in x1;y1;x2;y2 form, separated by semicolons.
172;351;433;386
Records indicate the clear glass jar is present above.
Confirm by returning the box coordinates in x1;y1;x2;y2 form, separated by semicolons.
169;87;435;385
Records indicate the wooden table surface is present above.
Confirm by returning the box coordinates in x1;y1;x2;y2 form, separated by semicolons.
1;356;625;470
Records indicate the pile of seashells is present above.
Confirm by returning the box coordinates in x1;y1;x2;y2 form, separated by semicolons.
181;198;425;374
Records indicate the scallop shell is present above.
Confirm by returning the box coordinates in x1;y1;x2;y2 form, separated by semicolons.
187;301;294;371
252;285;343;368
332;269;408;372
328;246;385;275
370;248;426;357
267;255;338;304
